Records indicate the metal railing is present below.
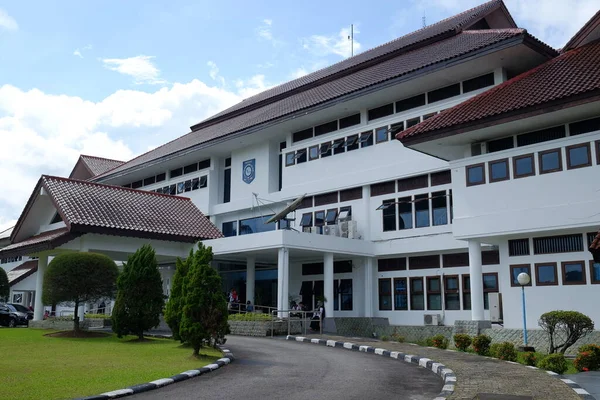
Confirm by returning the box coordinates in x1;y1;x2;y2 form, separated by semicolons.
270;309;322;338
227;302;277;316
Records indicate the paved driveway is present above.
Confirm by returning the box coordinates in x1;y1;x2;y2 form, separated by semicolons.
566;371;600;399
130;336;443;400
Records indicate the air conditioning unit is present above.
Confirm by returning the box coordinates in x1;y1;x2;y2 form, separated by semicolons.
340;220;358;239
309;227;320;234
489;293;503;323
424;314;441;326
324;225;339;236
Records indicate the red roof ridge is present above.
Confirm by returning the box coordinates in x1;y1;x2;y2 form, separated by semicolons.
41;175;193;202
80;154;125;164
463;28;524;34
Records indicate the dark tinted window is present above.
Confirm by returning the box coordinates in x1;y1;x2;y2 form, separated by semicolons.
156;173;166;182
428;83;460;103
533;234;583;254
198;159;211;170
463;73;494;93
222;221;237;237
371;181;395;196
368;103;394;121
466;164;485;185
406;117;420;128
430;170;451;186
359;131;373;148
487;136;514;153
143;176;155;186
292;128;314;143
569;117;600;136
396;94;426;113
508;239;530;256
517;125;566;147
184;163;198;174
170;168;183;178
131;180;143;189
339;113;361;129
314;120;338;136
239;215;276;235
398;175;428;192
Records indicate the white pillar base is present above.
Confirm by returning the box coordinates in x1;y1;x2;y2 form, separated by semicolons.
468;240;484;321
33;254;48;321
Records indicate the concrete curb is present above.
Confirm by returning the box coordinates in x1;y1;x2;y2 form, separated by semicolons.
286;336;454;400
74;345;234;400
524;365;595;399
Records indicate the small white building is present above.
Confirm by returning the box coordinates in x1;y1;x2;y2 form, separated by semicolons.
2;0;599;333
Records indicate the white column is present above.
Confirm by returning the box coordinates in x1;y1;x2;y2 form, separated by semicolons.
468;240;484;321
33;254;48;321
246;256;256;305
324;252;334;318
362;185;371;241
277;248;289;317
364;257;374;317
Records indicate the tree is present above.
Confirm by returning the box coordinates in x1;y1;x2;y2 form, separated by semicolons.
0;267;9;302
43;252;119;332
164;249;193;341
179;243;229;357
112;245;165;340
539;310;595;354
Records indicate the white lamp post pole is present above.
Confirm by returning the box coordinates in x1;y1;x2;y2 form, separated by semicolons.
517;272;531;348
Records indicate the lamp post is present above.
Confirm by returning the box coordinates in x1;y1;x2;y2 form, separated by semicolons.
517;272;534;351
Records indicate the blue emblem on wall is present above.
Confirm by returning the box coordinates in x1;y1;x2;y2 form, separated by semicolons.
242;159;256;184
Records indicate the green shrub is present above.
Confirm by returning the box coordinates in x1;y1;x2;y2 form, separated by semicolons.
538;353;568;374
431;334;449;349
539;310;594;354
228;313;273;321
84;313;110;319
381;335;389;342
574;344;600;371
472;334;492;355
390;333;405;343
522;351;538;367
424;337;434;347
489;342;517;361
453;334;472;352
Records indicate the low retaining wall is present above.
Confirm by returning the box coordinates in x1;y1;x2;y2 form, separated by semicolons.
29;318;111;330
482;328;600;355
228;320;304;337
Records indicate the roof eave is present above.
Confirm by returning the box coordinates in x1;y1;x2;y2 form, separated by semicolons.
0;232;81;259
68;223;219;243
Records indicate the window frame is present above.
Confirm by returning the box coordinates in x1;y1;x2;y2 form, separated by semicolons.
561;260;587;285
300;213;313;227
589;260;600;284
466;163;486;186
426;276;442;311
482;272;499;310
488;158;510;183
534;262;558;286
510;264;532;287
444;275;460;311
285;151;296;166
359;131;373;148
325;209;338;225
538;148;563;174
382;199;397;232
512;153;536;178
308;145;320;161
431;190;448;226
375;126;389;144
462;275;471;310
314;210;325;227
393;277;408;311
378;278;392;311
409;277;424;310
566;142;592;170
414;193;430;228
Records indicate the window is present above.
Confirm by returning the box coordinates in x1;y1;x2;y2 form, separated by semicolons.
339;187;362;201
339;206;352;220
184;180;192;192
589;261;600;284
562;261;586;285
382;200;397;232
398;196;412;230
223;165;231;203
430;170;451;186
482;250;500;265
168;184;176;195
225;157;232;167
409;255;439;270
302;263;324;275
314;211;325;227
443;252;469;268
177;182;185;194
398;175;428;192
394;278;408;310
427;277;442;310
539;148;563;174
285;152;295;166
510;264;531;287
570;117;600;136
222;221;237;237
414;194;430;228
375;126;388;143
298;196;313;209
390;122;404;135
513;153;535;178
483;273;498;310
293;128;313;143
566;143;591;169
332;138;345;155
535;263;558;286
378;258;406;272
295;149;307;164
170;167;183;178
300;213;313;227
432;191;447;226
198;159;211;170
239;215;276;235
131;180;143;189
462;275;471;310
410;278;424;310
339;113;361;129
463;73;494;93
325;209;338;225
466;164;485;186
509;238;530;256
334;260;353;274
345;134;359;151
533;234;583;254
489;159;509;182
368;103;394;121
428;83;460;103
379;279;392;310
517;125;566;147
339;279;353;310
444;276;460;310
371;180;395;196
144;176;156;186
199;176;208;188
314;191;338;206
156;173;166;182
406;117;421;128
184;163;198;174
396;94;426;113
359;131;373;148
314;120;338;136
309;145;319;160
320;142;332;157
422;112;436;120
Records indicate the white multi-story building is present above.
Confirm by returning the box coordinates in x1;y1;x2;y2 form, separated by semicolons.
1;0;599;331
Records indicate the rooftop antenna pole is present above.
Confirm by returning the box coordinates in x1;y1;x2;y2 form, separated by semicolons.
348;24;354;57
422;14;426;28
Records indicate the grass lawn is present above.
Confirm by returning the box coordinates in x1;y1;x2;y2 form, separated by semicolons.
0;328;222;400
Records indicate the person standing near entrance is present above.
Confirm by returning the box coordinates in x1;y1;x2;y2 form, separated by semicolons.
310;301;325;332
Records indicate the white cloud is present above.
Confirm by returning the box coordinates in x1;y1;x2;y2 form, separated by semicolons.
102;55;167;85
290;67;309;79
73;50;83;58
0;8;18;31
301;26;362;58
73;44;92;58
256;18;282;46
207;60;225;86
0;74;276;222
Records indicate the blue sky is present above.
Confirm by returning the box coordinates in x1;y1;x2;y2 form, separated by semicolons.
0;0;598;228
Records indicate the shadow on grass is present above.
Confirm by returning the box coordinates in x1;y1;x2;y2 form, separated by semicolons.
44;331;111;339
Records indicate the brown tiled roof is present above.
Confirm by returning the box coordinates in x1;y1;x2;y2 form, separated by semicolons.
192;0;513;130
79;155;125;177
0;228;78;258
2;176;223;258
563;10;600;52
7;260;38;286
397;39;600;144
590;231;600;251
97;28;547;180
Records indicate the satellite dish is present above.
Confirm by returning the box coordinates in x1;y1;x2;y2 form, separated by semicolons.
266;194;306;224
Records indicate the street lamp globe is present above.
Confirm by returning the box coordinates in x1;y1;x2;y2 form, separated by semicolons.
517;272;530;286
